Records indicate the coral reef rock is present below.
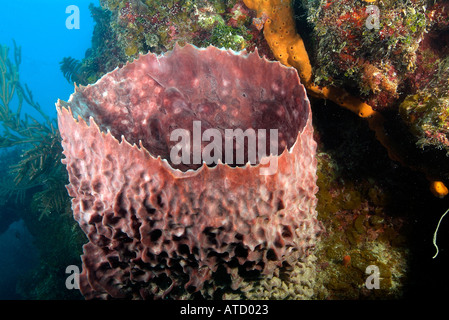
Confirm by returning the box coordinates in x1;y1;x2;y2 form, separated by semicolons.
57;44;322;299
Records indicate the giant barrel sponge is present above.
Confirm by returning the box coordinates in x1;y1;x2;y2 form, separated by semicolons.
56;44;322;299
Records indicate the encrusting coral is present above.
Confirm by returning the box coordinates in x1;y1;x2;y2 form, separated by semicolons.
100;0;254;56
57;43;323;299
399;56;449;156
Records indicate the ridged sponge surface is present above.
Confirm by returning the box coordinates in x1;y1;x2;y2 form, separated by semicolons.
57;44;322;299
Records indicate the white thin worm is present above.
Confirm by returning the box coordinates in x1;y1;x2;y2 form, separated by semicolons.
432;207;449;259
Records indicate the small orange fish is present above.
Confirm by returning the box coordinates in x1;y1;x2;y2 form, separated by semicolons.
342;255;351;267
430;181;449;198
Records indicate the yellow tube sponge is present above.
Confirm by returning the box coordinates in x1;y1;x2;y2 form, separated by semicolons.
244;0;312;85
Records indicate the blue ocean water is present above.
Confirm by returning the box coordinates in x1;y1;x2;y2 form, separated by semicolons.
0;0;98;299
0;0;97;118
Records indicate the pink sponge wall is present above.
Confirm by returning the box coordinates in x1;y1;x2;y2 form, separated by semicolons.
57;44;323;299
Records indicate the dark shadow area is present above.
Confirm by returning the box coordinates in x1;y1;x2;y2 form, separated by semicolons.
311;96;449;299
